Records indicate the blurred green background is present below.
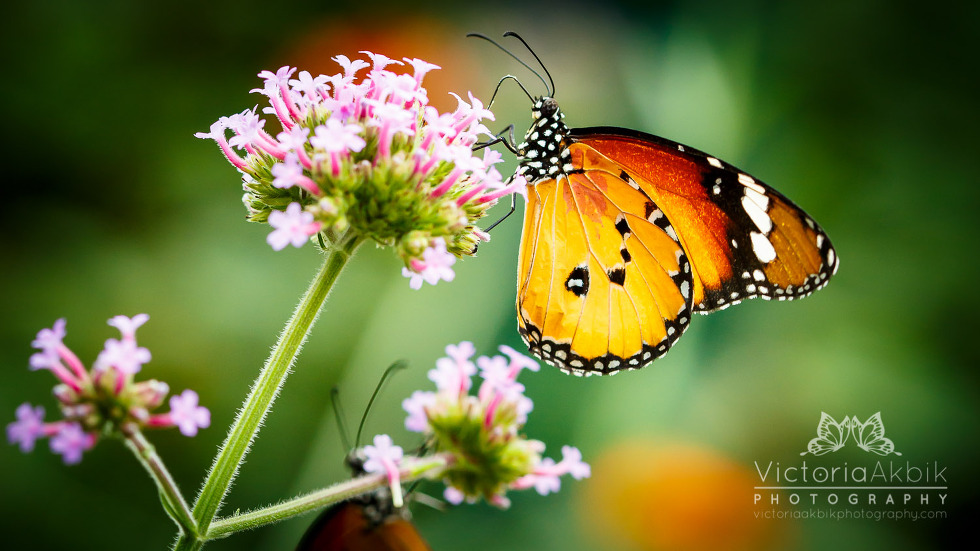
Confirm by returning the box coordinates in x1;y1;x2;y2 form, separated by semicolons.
1;0;976;549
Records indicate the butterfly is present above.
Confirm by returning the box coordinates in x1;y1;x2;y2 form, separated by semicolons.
295;449;432;551
850;412;901;456
476;33;839;375
297;372;431;551
800;412;851;456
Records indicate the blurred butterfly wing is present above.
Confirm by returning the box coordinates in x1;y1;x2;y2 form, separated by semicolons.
517;146;694;375
569;128;839;313
296;502;432;551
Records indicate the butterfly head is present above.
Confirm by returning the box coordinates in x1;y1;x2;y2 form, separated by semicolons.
518;97;572;184
533;96;560;119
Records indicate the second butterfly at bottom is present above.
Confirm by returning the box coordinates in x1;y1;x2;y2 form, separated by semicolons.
295;451;432;551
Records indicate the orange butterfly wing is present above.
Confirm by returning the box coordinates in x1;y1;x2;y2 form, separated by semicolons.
517;141;693;375
570;128;838;312
513;97;836;375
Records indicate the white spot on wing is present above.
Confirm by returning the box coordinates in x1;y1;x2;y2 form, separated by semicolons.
741;194;773;234
739;173;766;194
750;232;777;263
707;157;723;168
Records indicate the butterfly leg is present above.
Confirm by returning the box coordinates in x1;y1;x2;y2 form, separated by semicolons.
483;188;517;233
473;124;518;154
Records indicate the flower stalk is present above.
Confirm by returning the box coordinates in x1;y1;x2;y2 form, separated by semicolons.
122;423;198;537
184;230;362;546
206;455;447;538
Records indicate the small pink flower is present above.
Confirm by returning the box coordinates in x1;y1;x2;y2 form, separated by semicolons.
429;353;476;395
499;344;540;377
558;446;592;480
332;55;369;79
402;238;456;289
271;153;320;196
49;422;96;465
402;390;436;432
443;486;466;505
478;355;524;397
29;319;86;391
289;70;330;107
107;314;150;341
266;203;322;250
168;390;211;437
311;119;366;153
31;318;66;354
365;100;416;159
362;434;405;507
361;51;402;72
404;57;440;85
311;119;367;177
95;337;152;377
195;119;249;170
253;66;299;131
7;403;45;453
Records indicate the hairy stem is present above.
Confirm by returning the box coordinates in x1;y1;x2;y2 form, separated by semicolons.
174;231;362;549
122;424;198;537
207;456;446;537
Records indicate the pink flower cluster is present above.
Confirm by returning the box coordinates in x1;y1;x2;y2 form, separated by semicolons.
6;316;210;464
401;342;590;507
196;52;525;287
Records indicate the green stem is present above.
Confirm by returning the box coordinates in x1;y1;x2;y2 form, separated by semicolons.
176;231;362;550
207;456;446;537
122;424;198;537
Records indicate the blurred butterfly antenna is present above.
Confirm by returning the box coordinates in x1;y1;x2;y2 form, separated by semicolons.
502;31;555;97
467;32;552;97
410;489;447;512
354;360;410;448
330;387;353;452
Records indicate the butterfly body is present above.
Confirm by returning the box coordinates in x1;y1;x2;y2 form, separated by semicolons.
515;97;839;376
296;452;431;551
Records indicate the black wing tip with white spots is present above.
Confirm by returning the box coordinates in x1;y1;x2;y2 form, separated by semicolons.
693;205;839;314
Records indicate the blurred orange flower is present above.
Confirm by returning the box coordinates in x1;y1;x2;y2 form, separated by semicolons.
286;15;483;115
581;440;793;551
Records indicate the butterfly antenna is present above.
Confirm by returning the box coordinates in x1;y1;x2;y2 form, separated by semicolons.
503;31;555;97
467;32;551;97
354;359;409;448
330;387;353;452
489;74;534;106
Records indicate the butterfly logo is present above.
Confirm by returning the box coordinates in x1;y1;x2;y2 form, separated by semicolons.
800;413;852;456
850;412;901;456
472;33;839;376
800;411;901;456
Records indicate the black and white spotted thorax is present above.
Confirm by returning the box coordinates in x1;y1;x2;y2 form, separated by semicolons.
517;97;573;184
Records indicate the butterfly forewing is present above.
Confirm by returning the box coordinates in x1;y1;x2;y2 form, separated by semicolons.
570;129;839;313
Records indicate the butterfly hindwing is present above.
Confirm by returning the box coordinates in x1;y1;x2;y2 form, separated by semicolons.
517;154;693;375
570;129;839;314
